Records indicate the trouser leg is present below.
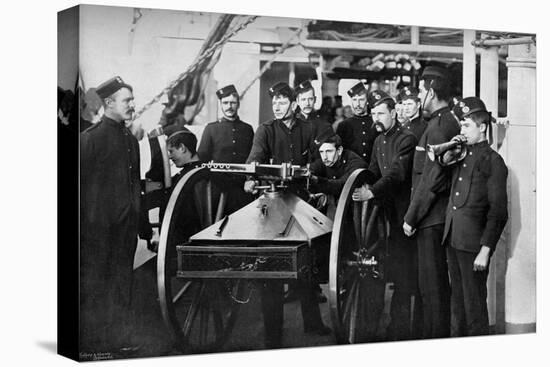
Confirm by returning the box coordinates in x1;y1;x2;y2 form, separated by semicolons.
260;280;284;348
297;279;325;331
417;225;450;338
454;248;490;336
387;230;416;340
447;246;467;337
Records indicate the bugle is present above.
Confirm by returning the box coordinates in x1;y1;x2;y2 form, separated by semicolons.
427;135;467;165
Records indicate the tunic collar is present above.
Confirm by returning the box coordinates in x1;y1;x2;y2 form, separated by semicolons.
219;116;240;124
383;121;400;137
103;115;126;129
429;106;450;120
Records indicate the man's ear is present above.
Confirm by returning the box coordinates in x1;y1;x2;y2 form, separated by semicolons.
480;122;487;134
290;101;298;112
337;146;344;155
391;109;397;119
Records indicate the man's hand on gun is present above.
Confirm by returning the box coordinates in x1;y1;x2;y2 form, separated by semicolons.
244;179;259;194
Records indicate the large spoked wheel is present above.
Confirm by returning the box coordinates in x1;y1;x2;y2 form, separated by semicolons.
328;169;390;344
157;167;246;353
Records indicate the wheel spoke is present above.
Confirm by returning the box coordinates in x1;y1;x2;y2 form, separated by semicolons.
360;201;369;246
353;201;362;248
182;282;205;339
193;185;206;228
215;191;227;222
198;286;211;346
172;280;192;304
205;180;213;226
362;205;379;249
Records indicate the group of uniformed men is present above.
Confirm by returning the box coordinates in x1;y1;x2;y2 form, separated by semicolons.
80;64;508;353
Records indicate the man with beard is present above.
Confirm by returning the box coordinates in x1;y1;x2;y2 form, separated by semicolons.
352;90;418;341
80;76;143;355
336;82;378;165
397;86;428;141
244;82;331;348
403;66;460;339
198;84;254;164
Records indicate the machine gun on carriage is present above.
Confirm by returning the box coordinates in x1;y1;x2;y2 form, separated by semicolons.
154;160;391;352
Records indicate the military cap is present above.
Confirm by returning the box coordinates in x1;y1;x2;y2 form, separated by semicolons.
397;86;420;103
268;82;295;100
347;82;368;98
367;89;394;108
216;84;238;99
96;76;133;99
295;80;314;95
453;96;489;120
314;128;338;147
421;66;450;80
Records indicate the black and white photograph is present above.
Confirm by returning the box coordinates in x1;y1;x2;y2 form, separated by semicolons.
56;1;541;362
5;0;548;366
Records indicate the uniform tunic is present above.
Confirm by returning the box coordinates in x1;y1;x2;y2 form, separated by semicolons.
441;141;508;252
198;117;254;163
405;106;461;228
297;110;333;138
403;106;460;339
246;118;318;165
336;114;378;164
366;123;418;340
310;149;367;197
402;114;428;142
433;141;508;336
80;116;141;350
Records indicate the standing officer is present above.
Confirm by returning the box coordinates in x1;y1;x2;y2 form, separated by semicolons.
336;82;378;165
198;84;254;212
244;82;330;348
397;86;428;141
294;80;333;134
198;84;254;163
352;90;418;341
80;76;142;354
403;66;460;339
431;97;508;336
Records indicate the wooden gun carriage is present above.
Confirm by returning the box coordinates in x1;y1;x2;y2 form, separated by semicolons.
156;162;391;352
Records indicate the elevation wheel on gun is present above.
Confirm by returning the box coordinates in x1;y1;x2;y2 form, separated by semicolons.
328;169;390;344
157;167;246;353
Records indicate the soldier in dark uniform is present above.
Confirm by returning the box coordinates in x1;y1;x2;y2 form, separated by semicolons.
244;82;330;348
80;76;142;354
245;82;321;168
167;130;202;185
352;90;418;341
397;86;428;141
198;84;254;163
294;80;333;136
309;133;368;198
336;82;378;165
431;97;508;336
198;84;254;213
403;66;460;339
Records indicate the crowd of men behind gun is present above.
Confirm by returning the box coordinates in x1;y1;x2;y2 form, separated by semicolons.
78;66;508;353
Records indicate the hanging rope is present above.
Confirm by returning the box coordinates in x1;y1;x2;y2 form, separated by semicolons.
133;15;258;121
239;27;304;100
